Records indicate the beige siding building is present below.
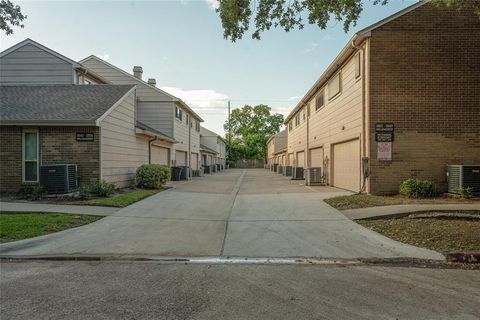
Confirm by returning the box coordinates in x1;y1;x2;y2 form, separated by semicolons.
81;56;203;178
285;2;480;193
267;130;287;166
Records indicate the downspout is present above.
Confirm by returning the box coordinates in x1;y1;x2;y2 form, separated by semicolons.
148;136;157;164
352;37;368;193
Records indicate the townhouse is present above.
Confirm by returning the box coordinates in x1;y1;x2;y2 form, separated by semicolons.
0;39;199;192
199;126;226;171
80;56;204;178
267;130;287;168
285;1;480;194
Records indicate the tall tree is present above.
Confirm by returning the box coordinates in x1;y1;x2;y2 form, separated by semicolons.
225;104;284;161
0;0;26;35
216;0;480;42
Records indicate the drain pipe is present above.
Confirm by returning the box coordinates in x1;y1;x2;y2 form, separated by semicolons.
148;136;157;164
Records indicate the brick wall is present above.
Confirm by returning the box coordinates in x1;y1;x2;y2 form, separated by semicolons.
368;2;480;194
0;126;100;193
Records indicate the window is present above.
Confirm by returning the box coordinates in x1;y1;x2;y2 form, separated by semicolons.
195;121;200;132
302;111;305;121
83;79;92;85
307;105;310;117
355;52;361;79
328;71;341;100
23;130;39;182
175;107;182;120
288;122;293;131
295;114;300;127
186;114;189;125
315;90;325;110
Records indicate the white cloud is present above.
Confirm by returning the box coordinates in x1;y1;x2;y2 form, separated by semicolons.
288;96;300;101
206;0;219;10
97;53;109;61
301;42;318;54
159;86;229;110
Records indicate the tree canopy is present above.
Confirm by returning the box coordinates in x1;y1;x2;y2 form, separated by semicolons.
225;104;284;161
216;0;480;42
0;0;26;35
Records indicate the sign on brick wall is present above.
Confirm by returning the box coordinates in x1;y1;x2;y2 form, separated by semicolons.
76;133;94;142
377;142;392;161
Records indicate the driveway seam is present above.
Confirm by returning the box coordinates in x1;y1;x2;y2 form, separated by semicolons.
220;169;247;256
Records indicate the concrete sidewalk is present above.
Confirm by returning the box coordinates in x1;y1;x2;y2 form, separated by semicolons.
0;201;118;216
342;203;480;220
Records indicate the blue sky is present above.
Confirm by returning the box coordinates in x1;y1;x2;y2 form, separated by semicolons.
2;0;416;134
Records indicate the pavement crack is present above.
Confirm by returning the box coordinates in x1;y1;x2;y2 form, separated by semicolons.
220;169;246;256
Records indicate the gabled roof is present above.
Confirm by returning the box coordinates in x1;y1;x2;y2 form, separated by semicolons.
0;84;135;125
80;55;204;122
285;0;429;123
0;38;82;69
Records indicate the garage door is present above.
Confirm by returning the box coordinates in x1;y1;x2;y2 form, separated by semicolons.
191;153;199;170
288;153;294;166
175;150;187;166
333;139;360;192
310;147;323;168
151;146;169;165
281;155;285;165
296;151;305;168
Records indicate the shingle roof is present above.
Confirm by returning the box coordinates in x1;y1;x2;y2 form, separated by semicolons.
200;144;217;154
135;120;176;142
0;85;134;123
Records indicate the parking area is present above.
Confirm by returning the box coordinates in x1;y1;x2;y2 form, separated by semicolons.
0;169;443;260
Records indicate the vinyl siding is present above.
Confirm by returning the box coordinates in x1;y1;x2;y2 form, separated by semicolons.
99;91;149;188
137;101;174;137
0;44;74;85
287;107;308;167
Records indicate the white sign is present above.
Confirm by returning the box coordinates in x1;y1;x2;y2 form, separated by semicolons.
377;142;392;161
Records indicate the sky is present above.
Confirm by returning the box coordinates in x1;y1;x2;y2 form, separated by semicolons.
1;0;416;134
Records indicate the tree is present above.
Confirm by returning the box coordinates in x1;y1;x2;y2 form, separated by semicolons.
225;104;284;161
216;0;480;42
0;0;26;36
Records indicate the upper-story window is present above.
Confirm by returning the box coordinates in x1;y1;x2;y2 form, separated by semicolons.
328;71;341;100
315;89;325;110
175;107;182;121
186;114;189;125
355;52;361;79
195;121;200;132
288;122;293;131
84;79;92;85
295;114;300;127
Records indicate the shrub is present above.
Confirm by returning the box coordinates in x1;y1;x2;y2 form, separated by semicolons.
454;187;473;199
92;180;116;197
17;185;47;200
78;183;92;199
136;164;171;189
399;178;436;198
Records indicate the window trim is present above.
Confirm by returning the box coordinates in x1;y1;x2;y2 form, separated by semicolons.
354;52;361;80
175;107;183;121
315;89;325;111
22;129;39;183
328;71;341;101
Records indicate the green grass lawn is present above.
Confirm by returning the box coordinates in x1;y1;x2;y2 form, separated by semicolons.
358;215;480;253
324;194;476;211
0;213;102;243
84;189;162;207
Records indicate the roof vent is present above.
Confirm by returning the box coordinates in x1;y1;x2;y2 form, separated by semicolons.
133;66;143;80
147;78;156;87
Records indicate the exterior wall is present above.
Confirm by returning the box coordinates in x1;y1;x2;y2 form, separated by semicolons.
99;91;150;188
81;57;174;136
368;3;480;194
287;107;308;168
0;43;74;85
0;125;100;192
173;103;201;172
200;127;225;165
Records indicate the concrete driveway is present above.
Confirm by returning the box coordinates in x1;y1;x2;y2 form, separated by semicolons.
0;169;443;260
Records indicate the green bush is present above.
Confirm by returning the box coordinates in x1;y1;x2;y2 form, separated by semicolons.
136;164;171;189
17;185;47;200
92;180;116;197
78;183;92;199
454;187;473;199
399;178;436;198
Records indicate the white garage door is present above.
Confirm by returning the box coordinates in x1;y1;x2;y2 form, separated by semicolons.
333;139;360;192
191;153;199;170
296;151;305;168
175;150;187;166
310;147;323;168
151;146;169;165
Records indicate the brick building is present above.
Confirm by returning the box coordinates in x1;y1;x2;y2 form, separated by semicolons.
284;1;480;193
